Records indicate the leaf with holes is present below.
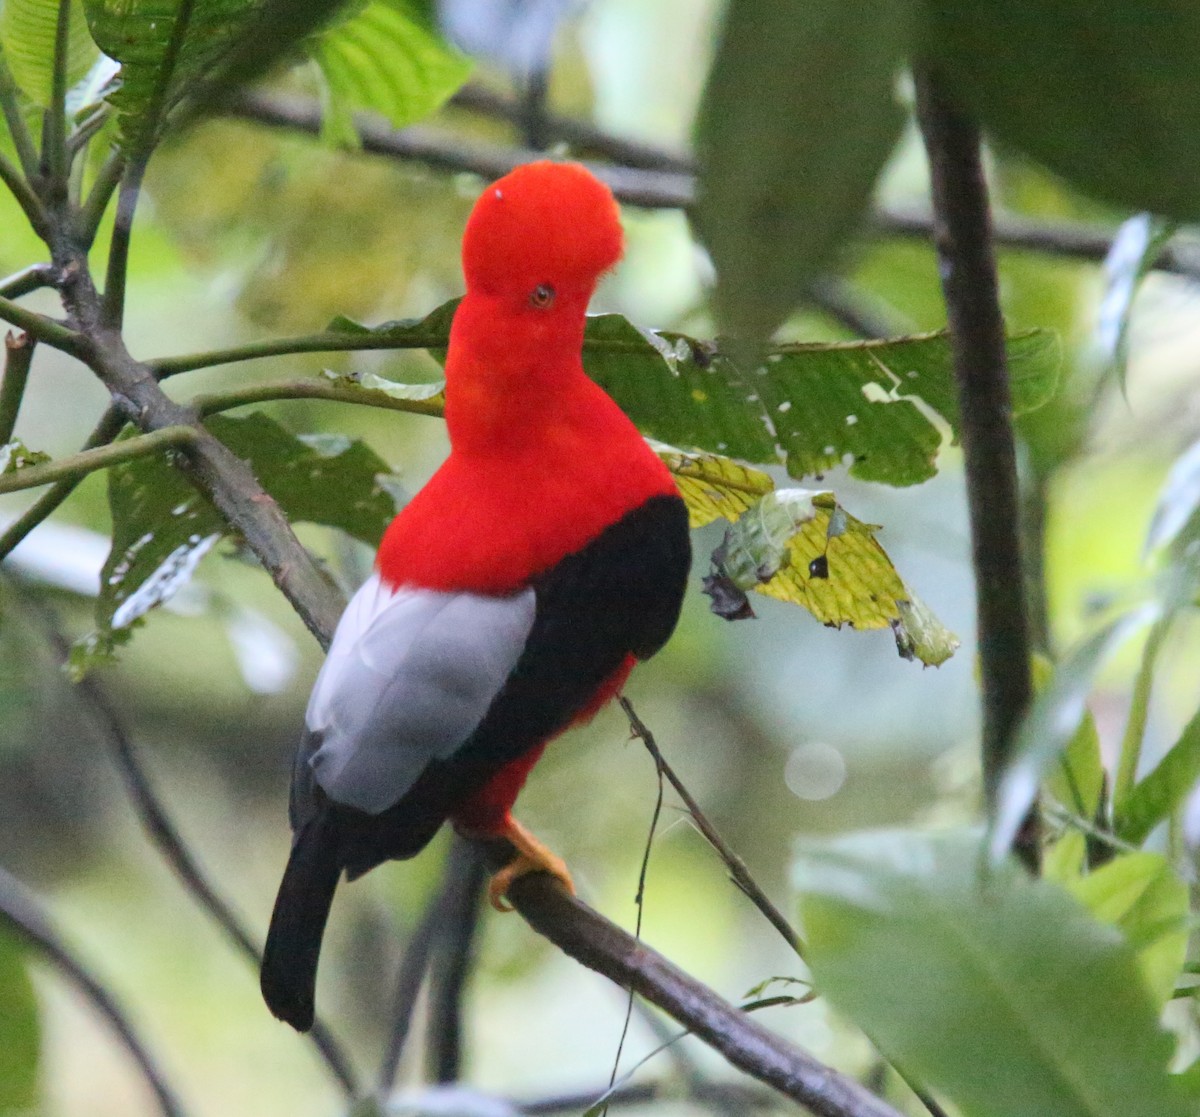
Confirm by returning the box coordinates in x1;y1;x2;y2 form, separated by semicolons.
651;442;775;529
80;413;401;671
336;302;1060;488
704;487;958;665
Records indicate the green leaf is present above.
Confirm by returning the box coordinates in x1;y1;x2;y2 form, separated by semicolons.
0;927;39;1112
83;0;268;147
795;829;1192;1117
85;413;400;664
0;0;99;108
1097;214;1176;394
922;1;1200;220
337;303;1060;488
312;0;471;146
704;488;959;665
1065;853;1188;1008
1116;706;1200;845
695;0;911;342
989;604;1161;865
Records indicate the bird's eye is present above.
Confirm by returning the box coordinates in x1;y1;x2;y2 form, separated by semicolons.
529;284;555;309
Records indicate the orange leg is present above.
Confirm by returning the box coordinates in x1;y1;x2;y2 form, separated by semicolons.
487;816;575;912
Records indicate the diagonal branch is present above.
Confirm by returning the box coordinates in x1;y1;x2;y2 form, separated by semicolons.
485;863;904;1117
619;698;805;957
0;424;196;495
0;863;186;1117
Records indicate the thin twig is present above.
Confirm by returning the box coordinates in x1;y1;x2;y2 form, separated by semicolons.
0;293;87;354
0;54;40;178
914;68;1038;870
0;863;186;1117
21;599;360;1098
77;148;127;248
0;406;125;562
0;424;198;495
618;698;805;958
0;331;35;444
0;264;56;301
449;81;693;173
606;740;667;1113
101;157;150;330
0;149;50;236
426;836;488;1084
1115;615;1172;806
484;865;903;1117
193;379;445;418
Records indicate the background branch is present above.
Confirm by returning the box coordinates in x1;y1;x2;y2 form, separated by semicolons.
914;68;1038;869
0;863;186;1117
18;592;361;1097
0;264;56;301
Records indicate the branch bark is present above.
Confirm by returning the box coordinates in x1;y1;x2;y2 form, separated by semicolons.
914;68;1038;869
488;865;904;1117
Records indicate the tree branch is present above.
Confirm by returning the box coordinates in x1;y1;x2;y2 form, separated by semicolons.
484;866;904;1117
0;264;56;301
0;293;87;355
43;0;73;196
0;149;50;236
78;148;127;248
0;407;126;561
914;68;1038;869
0;331;35;444
0;424;197;495
226;90;695;211
0;863;186;1117
619;698;805;958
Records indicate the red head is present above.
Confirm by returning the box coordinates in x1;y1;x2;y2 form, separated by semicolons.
461;161;623;307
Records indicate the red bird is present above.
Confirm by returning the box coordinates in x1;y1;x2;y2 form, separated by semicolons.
261;161;691;1032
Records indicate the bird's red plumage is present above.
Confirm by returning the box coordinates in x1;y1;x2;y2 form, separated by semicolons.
375;161;677;832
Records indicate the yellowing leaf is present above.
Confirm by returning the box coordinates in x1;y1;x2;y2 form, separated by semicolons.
705;488;958;666
653;442;775;528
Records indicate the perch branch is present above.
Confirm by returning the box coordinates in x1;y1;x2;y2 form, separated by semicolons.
0;331;35;445
484;864;903;1117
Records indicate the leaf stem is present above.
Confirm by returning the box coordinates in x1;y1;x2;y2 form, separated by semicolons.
0;54;39;178
0;425;196;495
77;147;127;246
0;407;125;561
1115;616;1171;807
0;293;86;354
0;331;35;443
192;378;444;418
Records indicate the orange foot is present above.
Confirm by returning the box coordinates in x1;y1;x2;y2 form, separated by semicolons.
488;816;575;912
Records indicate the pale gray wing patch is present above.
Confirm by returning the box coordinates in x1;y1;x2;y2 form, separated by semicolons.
303;577;536;816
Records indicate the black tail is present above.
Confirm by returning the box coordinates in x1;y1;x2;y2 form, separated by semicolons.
261;814;343;1032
